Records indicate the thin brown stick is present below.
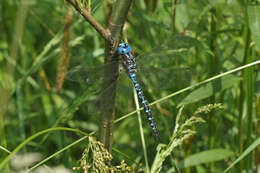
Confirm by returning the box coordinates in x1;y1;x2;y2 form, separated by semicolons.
65;0;111;41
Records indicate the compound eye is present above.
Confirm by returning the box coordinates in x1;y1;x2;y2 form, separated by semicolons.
124;43;128;48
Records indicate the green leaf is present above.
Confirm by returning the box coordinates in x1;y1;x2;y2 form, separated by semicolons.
248;4;260;49
23;32;62;81
178;74;240;107
177;149;234;168
41;92;55;125
0;127;88;170
223;137;260;173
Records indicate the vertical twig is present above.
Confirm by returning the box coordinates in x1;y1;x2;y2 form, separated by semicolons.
172;0;178;33
244;4;254;170
238;60;245;173
105;0;113;26
208;5;217;173
65;0;132;152
99;0;133;152
255;95;259;172
239;0;251;171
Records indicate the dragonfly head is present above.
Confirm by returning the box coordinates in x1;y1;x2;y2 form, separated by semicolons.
118;43;132;54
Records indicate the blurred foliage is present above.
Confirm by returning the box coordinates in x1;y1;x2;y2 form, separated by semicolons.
0;0;260;172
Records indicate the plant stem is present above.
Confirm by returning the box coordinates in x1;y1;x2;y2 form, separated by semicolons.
172;0;178;33
133;88;150;173
65;0;110;41
239;0;251;171
244;9;254;173
255;95;259;173
208;5;217;172
99;0;132;152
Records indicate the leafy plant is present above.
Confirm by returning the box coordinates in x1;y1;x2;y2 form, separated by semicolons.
0;0;260;173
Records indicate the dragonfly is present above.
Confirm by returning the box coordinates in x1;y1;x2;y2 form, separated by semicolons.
117;42;160;140
66;35;197;140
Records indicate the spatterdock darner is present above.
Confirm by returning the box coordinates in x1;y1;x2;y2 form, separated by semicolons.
66;35;199;140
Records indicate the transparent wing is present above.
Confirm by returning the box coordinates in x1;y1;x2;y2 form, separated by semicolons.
133;35;198;92
65;34;200;114
66;35;198;87
65;61;126;115
65;61;122;89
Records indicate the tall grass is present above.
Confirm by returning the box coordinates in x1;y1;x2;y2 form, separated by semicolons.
0;0;260;172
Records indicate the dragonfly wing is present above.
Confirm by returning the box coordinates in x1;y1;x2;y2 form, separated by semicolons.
135;66;193;92
66;61;121;85
84;72;131;115
129;35;201;92
65;61;128;115
134;34;202;62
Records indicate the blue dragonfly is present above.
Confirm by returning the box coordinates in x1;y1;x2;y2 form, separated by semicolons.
66;35;197;140
117;42;160;140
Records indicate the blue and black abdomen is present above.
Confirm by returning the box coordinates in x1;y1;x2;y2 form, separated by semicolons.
131;74;160;140
118;43;160;140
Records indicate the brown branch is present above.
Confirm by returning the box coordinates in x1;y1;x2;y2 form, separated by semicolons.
66;0;133;152
65;0;111;41
100;0;132;152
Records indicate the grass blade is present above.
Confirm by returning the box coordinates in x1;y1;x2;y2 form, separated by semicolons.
223;137;260;173
248;4;260;49
177;149;234;168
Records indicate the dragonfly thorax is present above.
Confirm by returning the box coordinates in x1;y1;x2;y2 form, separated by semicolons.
118;43;132;54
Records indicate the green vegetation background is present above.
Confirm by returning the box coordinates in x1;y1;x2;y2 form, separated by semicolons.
0;0;259;172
